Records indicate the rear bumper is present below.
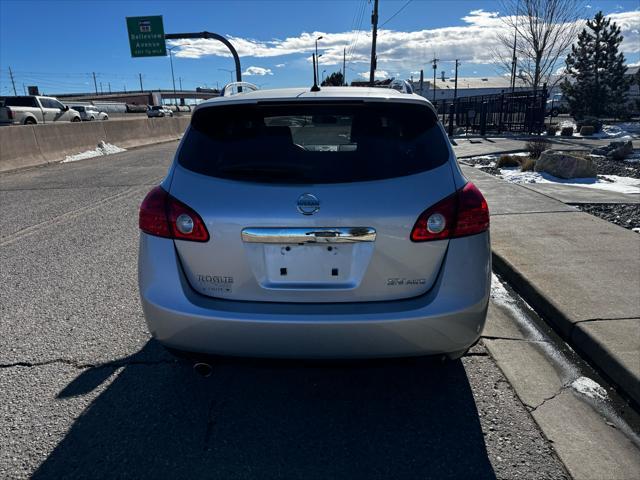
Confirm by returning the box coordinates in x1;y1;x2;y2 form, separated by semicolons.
138;232;491;358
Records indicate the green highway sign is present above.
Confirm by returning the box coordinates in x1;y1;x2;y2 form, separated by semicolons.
126;16;166;57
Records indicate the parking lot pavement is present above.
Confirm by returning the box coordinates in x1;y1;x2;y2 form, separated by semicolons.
0;142;592;478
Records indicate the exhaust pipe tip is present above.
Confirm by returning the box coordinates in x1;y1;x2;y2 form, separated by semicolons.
193;362;213;378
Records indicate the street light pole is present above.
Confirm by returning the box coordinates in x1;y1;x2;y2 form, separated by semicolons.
315;36;323;85
168;46;178;106
218;68;234;84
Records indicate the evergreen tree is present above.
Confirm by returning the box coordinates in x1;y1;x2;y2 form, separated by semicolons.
561;11;631;118
321;71;345;87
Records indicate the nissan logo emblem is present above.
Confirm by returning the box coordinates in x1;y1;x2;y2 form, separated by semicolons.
297;193;320;215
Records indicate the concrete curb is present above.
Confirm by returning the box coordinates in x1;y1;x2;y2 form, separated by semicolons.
492;249;640;407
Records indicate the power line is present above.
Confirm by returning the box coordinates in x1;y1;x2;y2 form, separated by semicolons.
380;0;413;28
347;0;368;65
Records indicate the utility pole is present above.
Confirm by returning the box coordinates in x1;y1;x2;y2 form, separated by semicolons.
92;72;98;95
124;84;127;93
108;82;111;94
100;81;103;94
369;0;379;86
431;56;439;103
139;73;144;92
510;28;517;93
179;77;183;91
453;59;460;100
8;67;17;95
342;47;346;86
22;83;27;95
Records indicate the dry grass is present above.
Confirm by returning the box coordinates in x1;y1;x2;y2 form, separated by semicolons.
526;138;551;159
520;157;536;172
496;155;523;168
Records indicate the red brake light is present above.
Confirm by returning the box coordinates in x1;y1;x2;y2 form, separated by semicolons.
454;182;490;237
411;182;489;242
139;186;209;242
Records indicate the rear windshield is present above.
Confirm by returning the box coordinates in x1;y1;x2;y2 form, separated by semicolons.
4;97;37;107
178;101;449;184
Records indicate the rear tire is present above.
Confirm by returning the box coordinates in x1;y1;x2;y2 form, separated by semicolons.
71;117;81;122
24;118;37;125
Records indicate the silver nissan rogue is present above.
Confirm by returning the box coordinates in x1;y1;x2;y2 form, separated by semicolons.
138;86;490;360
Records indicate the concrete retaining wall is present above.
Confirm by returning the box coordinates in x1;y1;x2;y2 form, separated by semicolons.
0;116;190;173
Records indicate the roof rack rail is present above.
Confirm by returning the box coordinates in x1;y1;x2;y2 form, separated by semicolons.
220;82;259;97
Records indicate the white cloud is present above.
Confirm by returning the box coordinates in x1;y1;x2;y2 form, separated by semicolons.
243;66;273;76
359;70;389;80
275;63;286;68
169;9;640;74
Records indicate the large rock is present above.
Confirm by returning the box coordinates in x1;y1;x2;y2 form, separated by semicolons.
607;140;633;160
590;140;634;159
535;150;596;179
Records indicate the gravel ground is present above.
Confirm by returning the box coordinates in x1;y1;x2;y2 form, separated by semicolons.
591;155;640;179
573;203;640;232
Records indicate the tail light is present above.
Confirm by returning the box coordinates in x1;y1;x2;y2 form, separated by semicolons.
139;186;209;242
411;182;489;242
7;108;13;120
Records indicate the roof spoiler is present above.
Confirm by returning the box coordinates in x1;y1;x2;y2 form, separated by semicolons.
220;82;259;97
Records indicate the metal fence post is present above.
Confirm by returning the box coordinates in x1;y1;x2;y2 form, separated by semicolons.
480;101;487;136
448;103;455;137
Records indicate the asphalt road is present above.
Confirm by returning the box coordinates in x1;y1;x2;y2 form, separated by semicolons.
0;142;568;479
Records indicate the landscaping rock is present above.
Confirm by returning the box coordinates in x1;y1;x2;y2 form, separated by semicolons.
535;150;596;179
560;126;574;137
590;140;634;159
608;141;633;160
579;126;595;136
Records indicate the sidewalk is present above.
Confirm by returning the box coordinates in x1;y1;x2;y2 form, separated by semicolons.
453;136;619;159
461;165;640;405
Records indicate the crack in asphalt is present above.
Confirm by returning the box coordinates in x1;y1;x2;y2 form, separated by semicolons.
0;358;176;370
0;180;161;247
0;184;159;192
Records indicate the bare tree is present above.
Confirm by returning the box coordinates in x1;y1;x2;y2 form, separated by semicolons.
494;0;583;92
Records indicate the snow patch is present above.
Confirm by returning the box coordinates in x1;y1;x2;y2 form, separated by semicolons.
499;168;640;194
549;120;638;139
571;376;608;401
62;141;127;163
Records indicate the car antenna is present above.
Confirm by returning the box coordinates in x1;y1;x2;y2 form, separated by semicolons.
311;53;321;92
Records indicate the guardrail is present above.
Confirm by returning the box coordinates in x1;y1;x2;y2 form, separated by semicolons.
0;116;190;173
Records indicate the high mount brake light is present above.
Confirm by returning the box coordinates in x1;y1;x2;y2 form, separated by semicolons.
411;182;489;242
139;186;209;242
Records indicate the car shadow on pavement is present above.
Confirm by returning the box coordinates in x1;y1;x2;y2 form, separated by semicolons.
34;341;496;479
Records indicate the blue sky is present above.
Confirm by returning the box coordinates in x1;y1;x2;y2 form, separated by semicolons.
0;0;638;95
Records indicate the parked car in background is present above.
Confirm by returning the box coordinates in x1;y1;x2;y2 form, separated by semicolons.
138;86;491;362
147;105;174;118
546;93;569;117
72;105;109;121
0;96;81;125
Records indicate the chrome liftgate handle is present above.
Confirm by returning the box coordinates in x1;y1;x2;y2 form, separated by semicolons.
241;227;376;244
